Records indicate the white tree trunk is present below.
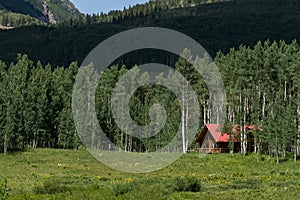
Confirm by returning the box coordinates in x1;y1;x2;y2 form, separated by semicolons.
276;136;279;164
241;96;248;156
207;100;211;124
241;129;247;156
262;92;266;119
203;101;206;125
182;88;186;154
284;81;287;102
296;103;300;161
185;96;189;152
4;133;7;154
125;132;128;152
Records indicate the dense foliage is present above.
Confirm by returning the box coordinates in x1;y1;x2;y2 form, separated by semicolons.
216;40;300;161
0;55;80;152
0;40;299;163
79;0;228;24
0;0;82;27
0;9;44;27
0;0;45;21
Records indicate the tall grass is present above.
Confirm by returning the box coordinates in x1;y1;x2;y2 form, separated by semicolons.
0;149;299;199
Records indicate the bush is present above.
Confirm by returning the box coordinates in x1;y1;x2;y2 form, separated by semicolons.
292;171;300;176
33;181;70;194
229;179;262;190
113;176;202;196
270;181;296;187
173;177;202;192
113;182;135;196
0;178;9;199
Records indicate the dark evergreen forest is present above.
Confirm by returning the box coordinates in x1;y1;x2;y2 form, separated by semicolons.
1;0;300;67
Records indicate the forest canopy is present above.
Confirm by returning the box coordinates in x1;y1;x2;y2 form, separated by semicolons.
0;39;299;163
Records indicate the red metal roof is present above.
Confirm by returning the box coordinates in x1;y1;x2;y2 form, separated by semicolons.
205;124;238;142
195;123;260;143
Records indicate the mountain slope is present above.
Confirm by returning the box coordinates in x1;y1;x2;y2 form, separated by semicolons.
0;0;299;67
0;0;82;27
0;9;43;28
0;0;46;21
26;0;82;21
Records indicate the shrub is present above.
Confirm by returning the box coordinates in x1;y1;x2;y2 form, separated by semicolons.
33;181;70;194
279;171;286;176
229;179;262;190
173;177;202;192
113;176;202;196
270;181;296;187
113;182;135;196
292;171;300;176
0;178;9;199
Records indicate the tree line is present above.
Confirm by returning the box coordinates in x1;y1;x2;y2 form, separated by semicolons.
0;55;80;153
0;0;228;28
0;40;299;163
216;40;300;162
58;0;229;27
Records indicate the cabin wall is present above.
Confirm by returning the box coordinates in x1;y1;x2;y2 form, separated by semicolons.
216;142;241;153
199;131;216;149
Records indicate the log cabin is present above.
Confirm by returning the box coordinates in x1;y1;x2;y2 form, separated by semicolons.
195;124;258;153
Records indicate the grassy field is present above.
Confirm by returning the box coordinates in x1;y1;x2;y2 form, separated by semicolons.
1;149;300;199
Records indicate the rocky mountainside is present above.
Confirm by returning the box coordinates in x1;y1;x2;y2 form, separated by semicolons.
27;0;82;21
0;0;82;27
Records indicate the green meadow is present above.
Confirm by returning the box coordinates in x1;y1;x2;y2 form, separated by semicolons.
1;149;300;199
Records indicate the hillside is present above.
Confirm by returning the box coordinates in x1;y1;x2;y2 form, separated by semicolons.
0;8;43;28
0;0;82;27
26;0;82;21
0;0;299;67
